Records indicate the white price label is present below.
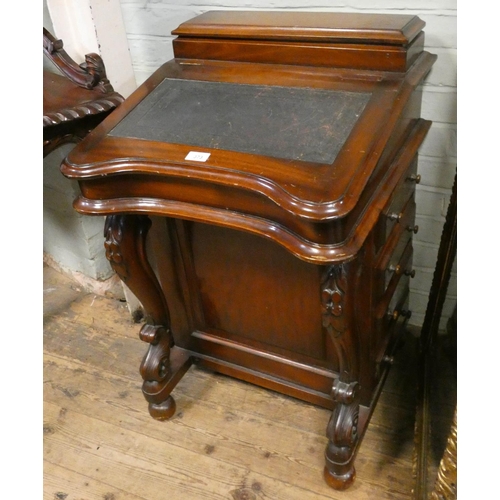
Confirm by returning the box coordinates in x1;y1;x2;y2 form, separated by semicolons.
185;151;211;162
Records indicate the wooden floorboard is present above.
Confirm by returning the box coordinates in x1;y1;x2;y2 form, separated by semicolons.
43;264;455;499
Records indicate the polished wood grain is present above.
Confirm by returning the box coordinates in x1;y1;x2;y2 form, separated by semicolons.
171;11;425;72
59;12;436;491
172;11;425;43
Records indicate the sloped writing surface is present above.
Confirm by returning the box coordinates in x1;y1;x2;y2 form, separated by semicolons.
110;78;370;165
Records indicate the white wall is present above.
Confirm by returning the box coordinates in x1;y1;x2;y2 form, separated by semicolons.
43;0;134;297
44;145;111;279
45;0;137;97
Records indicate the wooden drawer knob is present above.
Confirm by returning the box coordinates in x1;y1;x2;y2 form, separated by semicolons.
388;309;399;320
388;308;412;321
387;212;403;222
388;264;402;275
382;355;394;365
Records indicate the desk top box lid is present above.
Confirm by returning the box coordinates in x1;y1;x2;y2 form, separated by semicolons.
62;11;436;263
173;10;423;43
172;11;426;72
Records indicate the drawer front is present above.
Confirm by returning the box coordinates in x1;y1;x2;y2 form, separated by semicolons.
370;159;421;385
384;236;415;289
383;160;420;227
376;198;417;273
387;274;411;319
374;291;410;381
385;232;412;287
385;159;418;212
374;164;420;254
376;239;413;320
384;193;413;241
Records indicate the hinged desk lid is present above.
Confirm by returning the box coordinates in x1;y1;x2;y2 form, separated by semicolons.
62;12;436;263
108;78;370;166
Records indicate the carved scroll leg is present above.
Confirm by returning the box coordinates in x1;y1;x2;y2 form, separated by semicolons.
104;214;191;421
321;264;360;489
139;324;192;420
323;379;360;491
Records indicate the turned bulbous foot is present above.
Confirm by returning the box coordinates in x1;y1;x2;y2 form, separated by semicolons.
148;396;176;420
323;465;356;491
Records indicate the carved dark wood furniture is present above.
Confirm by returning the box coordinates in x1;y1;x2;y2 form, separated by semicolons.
61;11;436;490
43;28;124;157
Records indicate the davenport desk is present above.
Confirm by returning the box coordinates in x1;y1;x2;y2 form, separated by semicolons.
61;11;436;490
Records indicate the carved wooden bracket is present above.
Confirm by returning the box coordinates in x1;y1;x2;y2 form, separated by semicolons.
103;214;181;419
320;262;362;490
43;28;124;157
321;264;347;337
140;324;173;385
104;217;128;282
104;215;171;327
324;377;360;490
43;27;114;94
329;379;360;446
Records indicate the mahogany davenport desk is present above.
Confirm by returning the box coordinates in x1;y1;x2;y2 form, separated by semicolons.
61;11;436;490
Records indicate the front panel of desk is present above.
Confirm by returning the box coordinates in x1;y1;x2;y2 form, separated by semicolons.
62;11;436;490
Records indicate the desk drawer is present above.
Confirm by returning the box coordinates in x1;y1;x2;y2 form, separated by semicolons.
376;239;413;319
376;198;416;272
374;290;410;381
384;234;416;288
381;161;420;241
